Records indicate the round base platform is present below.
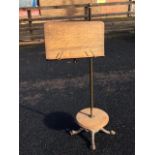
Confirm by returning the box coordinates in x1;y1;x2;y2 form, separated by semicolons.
76;107;109;132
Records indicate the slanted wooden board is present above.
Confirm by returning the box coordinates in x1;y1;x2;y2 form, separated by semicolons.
44;21;105;60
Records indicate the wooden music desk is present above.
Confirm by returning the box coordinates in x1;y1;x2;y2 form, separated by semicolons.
44;21;116;150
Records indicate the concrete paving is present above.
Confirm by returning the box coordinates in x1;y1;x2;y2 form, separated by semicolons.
20;34;135;155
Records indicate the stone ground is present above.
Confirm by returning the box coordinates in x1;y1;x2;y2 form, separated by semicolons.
19;34;135;155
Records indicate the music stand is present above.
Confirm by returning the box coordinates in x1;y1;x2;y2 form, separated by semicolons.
44;21;116;150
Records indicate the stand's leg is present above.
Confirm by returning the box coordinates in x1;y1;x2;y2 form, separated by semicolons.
70;128;84;136
90;131;96;150
100;128;116;135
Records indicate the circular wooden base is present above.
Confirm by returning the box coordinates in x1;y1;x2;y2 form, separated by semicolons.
76;107;109;132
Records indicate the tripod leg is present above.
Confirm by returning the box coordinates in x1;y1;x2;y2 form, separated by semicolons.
90;131;96;150
70;128;84;136
100;128;116;135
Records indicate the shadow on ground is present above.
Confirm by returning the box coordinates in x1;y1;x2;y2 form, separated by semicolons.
44;112;78;130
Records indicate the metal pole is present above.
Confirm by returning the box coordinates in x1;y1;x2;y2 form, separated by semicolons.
89;58;94;117
86;4;94;117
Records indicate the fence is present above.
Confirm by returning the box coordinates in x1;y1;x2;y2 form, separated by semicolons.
19;1;135;45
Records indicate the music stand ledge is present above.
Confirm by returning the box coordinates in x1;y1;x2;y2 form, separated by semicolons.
44;21;116;150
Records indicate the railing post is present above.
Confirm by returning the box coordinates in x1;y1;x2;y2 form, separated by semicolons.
84;3;92;21
27;9;33;40
88;4;91;21
128;0;132;17
84;4;88;21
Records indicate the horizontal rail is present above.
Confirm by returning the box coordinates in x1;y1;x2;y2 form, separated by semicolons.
19;21;135;31
20;27;43;31
20;36;44;40
20;15;87;22
20;27;135;37
20;4;87;10
106;27;134;33
20;33;44;37
19;40;44;46
90;1;135;7
19;17;135;26
20;12;134;22
20;23;134;32
20;19;134;31
20;24;135;36
92;11;134;17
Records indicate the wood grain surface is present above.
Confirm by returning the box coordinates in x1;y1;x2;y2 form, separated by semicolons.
76;107;109;132
44;21;105;60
